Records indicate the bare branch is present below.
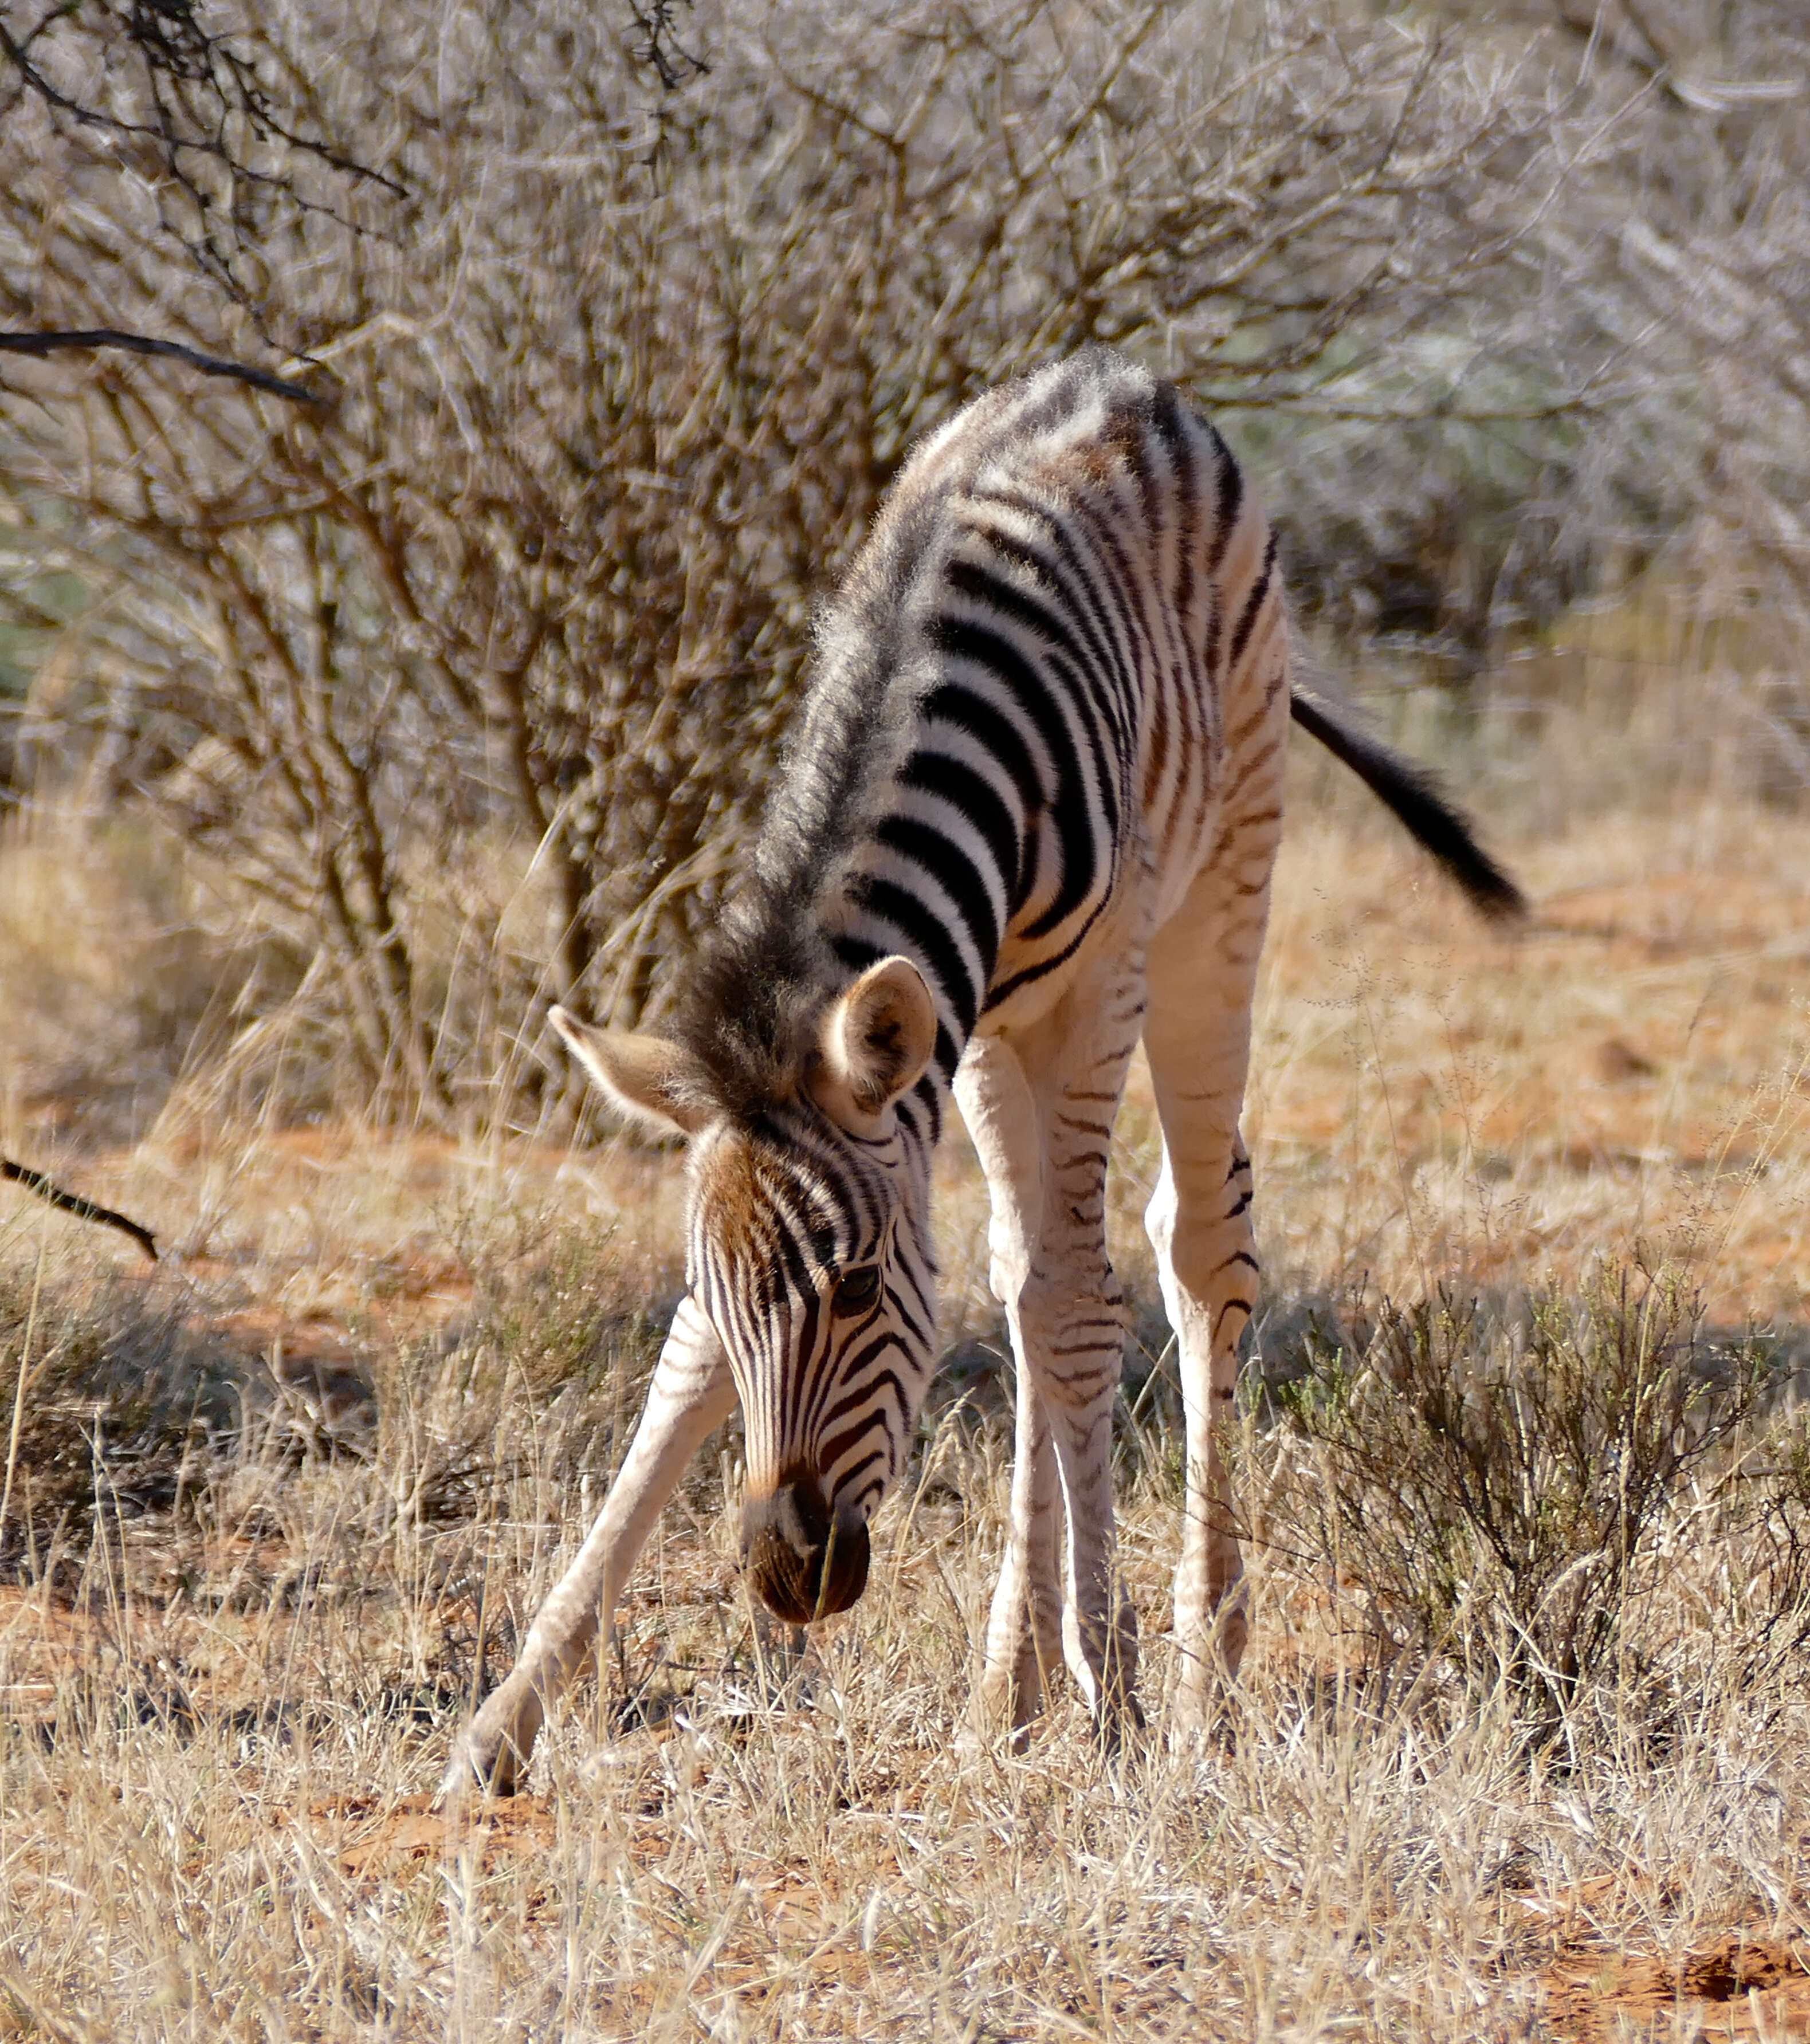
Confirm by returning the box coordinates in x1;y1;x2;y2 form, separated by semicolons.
5;0;1807;1129
0;329;321;402
626;0;708;89
1;1157;158;1261
0;0;401;325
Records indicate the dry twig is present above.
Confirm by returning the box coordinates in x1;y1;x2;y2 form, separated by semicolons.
0;329;319;403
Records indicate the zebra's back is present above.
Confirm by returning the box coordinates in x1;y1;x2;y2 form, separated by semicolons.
795;349;1287;1064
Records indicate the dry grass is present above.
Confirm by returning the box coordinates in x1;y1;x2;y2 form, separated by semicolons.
3;1209;1809;2039
7;661;1810;2036
1240;799;1810;1326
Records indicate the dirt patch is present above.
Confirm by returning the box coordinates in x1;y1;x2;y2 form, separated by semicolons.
1544;1935;1810;2040
0;1584;104;1712
292;1791;562;1879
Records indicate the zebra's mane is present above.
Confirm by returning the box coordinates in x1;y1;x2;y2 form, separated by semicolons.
668;476;955;1122
669;349;1144;1122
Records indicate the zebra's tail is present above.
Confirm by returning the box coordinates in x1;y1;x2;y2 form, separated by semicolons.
1290;686;1527;925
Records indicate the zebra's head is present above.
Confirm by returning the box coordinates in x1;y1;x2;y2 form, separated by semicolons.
551;958;941;1625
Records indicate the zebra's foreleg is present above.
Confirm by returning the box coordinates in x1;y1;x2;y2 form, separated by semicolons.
998;963;1146;1744
439;1293;736;1797
954;1036;1065;1739
1017;1255;1140;1739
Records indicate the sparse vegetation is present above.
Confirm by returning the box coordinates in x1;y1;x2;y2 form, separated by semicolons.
0;1253;239;1579
1258;1268;1782;1727
6;0;1810;2035
8;1201;1810;2036
7;0;1810;1127
7;618;1810;2037
3;767;1810;2034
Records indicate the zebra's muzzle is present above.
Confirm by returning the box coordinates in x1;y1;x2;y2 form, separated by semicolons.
741;1472;871;1624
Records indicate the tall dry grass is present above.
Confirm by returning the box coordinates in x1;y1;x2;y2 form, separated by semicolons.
5;637;1810;2033
5;1207;1810;2038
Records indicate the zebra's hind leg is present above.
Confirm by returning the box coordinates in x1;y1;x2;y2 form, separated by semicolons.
440;1294;736;1797
1141;1134;1255;1739
1141;773;1285;1741
954;1035;1065;1740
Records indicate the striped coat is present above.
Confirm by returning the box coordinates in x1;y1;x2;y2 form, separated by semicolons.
446;348;1521;1792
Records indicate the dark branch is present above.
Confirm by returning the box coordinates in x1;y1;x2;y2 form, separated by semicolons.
0;0;401;331
627;1;708;89
0;329;320;403
2;1157;159;1261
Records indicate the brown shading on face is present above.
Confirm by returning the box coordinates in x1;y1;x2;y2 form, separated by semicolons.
741;1465;872;1623
690;1124;880;1621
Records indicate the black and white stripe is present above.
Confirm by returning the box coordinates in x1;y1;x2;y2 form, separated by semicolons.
446;346;1524;1789
670;349;1513;1525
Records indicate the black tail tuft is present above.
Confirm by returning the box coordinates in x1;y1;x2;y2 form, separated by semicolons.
1290;688;1527;925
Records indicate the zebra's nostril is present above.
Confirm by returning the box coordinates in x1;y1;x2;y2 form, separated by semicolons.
771;1485;817;1560
741;1475;870;1623
741;1470;830;1559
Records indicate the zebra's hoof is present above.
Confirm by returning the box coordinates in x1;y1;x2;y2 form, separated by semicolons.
439;1689;537;1801
438;1732;521;1801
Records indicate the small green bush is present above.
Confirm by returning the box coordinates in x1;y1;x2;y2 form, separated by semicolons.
1262;1266;1769;1729
0;1261;241;1579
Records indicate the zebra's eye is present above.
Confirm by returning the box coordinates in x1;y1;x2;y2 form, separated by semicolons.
833;1264;882;1316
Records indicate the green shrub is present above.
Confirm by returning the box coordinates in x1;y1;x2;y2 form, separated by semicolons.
1262;1266;1767;1730
0;1260;241;1580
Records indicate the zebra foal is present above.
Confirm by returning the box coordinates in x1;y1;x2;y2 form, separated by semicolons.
444;347;1523;1795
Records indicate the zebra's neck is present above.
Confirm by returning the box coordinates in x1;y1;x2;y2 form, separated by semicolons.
820;859;979;1154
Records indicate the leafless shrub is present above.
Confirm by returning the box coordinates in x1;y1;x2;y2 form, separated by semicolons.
4;0;1810;1125
0;0;1613;1123
1277;1;1810;669
0;1255;240;1577
1683;1400;1810;1697
1534;2;1810;618
0;0;396;325
0;0;696;323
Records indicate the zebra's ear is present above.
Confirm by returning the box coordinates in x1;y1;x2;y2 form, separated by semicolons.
549;1007;714;1138
814;957;939;1129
